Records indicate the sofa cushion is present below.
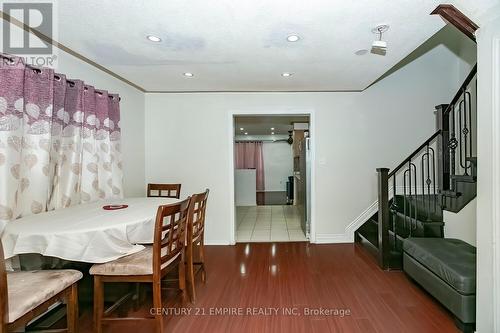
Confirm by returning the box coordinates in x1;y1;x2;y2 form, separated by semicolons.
403;238;476;295
7;269;83;323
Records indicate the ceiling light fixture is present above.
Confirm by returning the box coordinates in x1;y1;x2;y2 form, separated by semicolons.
146;35;162;42
271;127;275;130
281;72;293;77
244;132;248;135
271;132;275;135
287;34;300;42
371;24;389;56
183;72;194;77
240;127;244;131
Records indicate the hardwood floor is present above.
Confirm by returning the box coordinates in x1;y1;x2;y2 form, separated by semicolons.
77;243;459;333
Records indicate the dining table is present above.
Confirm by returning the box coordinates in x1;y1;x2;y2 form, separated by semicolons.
1;197;181;264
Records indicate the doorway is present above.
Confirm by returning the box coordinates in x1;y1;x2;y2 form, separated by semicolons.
231;114;312;243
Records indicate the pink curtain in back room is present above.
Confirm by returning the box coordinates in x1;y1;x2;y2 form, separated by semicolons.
234;141;265;191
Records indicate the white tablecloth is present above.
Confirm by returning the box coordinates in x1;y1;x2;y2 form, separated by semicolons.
1;197;180;263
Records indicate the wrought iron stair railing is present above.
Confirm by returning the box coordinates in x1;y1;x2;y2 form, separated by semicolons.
375;64;477;269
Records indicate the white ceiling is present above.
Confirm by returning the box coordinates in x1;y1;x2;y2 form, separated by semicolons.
55;0;494;92
235;115;309;136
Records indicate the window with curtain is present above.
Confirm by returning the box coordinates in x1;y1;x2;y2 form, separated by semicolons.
0;54;124;231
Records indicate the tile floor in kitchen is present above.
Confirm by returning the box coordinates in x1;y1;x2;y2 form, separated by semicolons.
235;205;307;242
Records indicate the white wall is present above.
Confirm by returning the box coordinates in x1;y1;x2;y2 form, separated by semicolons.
443;199;476;246
262;142;293;192
145;38;466;244
456;36;477;80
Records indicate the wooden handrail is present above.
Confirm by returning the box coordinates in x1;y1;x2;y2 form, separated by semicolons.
388;130;441;178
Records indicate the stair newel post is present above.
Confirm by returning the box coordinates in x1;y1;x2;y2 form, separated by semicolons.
436;104;450;203
376;168;390;270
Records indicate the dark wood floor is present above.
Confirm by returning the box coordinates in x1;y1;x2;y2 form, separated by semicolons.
77;243;459;333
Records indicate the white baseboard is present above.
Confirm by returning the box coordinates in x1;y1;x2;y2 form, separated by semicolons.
314;200;379;244
204;240;232;246
345;200;379;236
314;233;353;244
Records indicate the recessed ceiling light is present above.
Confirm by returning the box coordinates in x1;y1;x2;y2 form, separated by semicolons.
281;72;293;77
146;35;161;42
183;72;194;77
271;132;275;135
244;132;248;135
240;127;244;131
287;34;300;42
271;127;275;130
355;49;368;56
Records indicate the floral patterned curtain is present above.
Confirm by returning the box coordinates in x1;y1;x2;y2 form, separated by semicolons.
0;54;123;232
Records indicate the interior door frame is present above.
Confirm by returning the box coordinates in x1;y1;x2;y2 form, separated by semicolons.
228;109;316;245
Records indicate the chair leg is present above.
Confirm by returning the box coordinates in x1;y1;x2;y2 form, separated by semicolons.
67;283;79;333
178;254;186;293
152;281;164;333
133;283;141;311
93;276;104;333
199;240;206;283
186;243;196;303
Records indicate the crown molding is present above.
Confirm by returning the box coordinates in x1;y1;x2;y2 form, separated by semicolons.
0;10;146;93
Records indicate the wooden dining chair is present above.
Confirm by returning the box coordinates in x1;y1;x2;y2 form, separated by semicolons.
185;189;209;303
147;183;182;199
90;197;191;333
0;240;82;333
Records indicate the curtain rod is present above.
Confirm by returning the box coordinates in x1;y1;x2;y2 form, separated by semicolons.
1;53;121;101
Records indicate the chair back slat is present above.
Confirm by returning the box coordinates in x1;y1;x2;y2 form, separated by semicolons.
187;189;209;244
147;183;181;199
152;197;190;278
160;255;174;265
0;239;9;331
161;223;177;231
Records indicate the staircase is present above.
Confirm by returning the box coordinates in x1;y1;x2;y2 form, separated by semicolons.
355;65;477;270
